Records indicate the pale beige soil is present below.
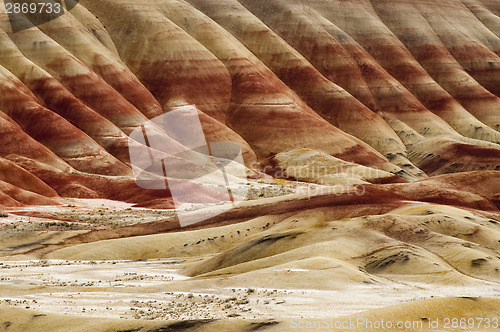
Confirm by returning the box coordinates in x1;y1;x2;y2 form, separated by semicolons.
1;259;499;322
1;184;500;330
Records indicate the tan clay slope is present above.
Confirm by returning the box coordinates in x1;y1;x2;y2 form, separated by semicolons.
0;0;499;205
19;172;499;258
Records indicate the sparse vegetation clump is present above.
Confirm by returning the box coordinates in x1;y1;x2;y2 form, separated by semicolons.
54;208;176;228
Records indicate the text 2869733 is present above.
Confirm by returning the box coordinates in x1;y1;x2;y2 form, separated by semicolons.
5;1;62;15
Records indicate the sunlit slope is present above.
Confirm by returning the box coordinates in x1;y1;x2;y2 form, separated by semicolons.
0;0;499;206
